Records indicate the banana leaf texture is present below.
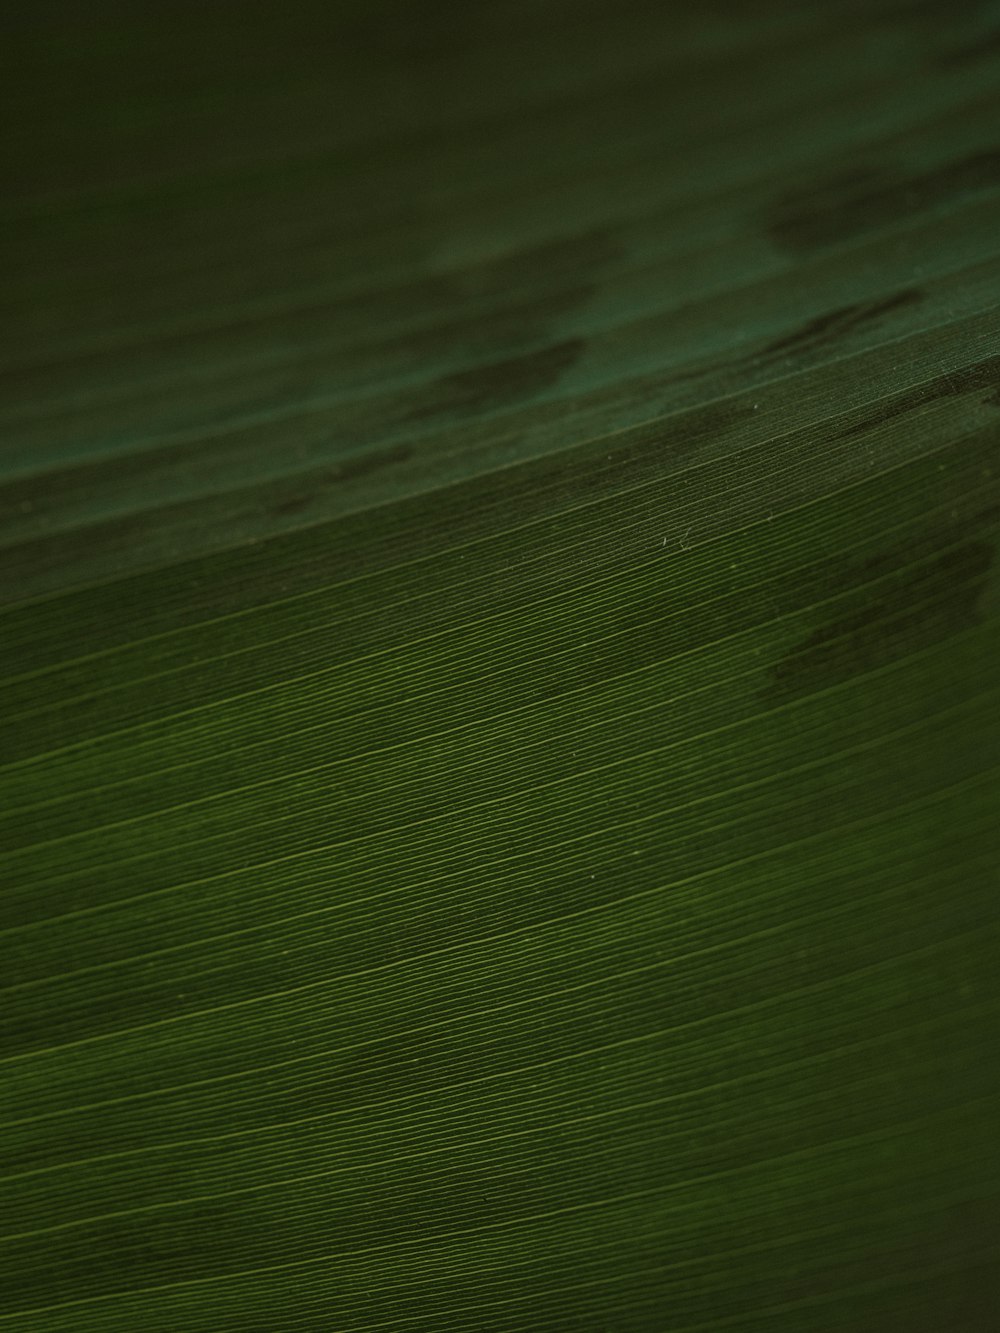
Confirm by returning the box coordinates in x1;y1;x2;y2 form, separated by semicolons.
1;2;999;1328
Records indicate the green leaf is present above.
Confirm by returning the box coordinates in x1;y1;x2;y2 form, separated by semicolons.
2;2;999;1329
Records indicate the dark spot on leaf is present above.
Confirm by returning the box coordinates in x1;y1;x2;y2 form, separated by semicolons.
768;151;1000;253
762;289;923;359
763;521;997;703
407;338;583;422
269;493;311;518
653;397;759;460
838;354;1000;438
332;441;413;482
384;230;619;378
268;443;413;515
386;283;595;367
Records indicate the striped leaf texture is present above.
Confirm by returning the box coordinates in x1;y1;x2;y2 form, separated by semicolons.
2;2;999;1329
